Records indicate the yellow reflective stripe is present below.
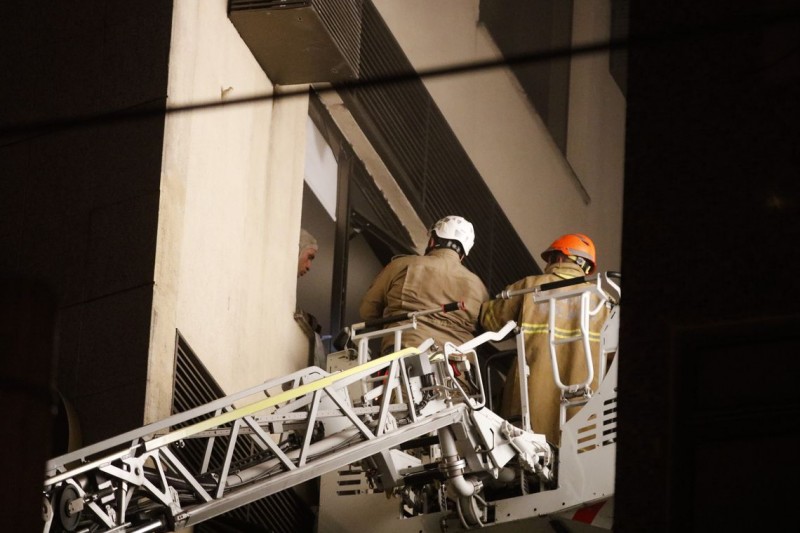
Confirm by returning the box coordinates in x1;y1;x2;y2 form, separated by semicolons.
520;323;548;334
520;322;601;341
481;304;504;331
145;346;421;451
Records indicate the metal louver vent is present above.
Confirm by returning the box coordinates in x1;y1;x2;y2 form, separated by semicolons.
172;332;315;533
228;0;363;84
576;397;618;454
338;1;541;294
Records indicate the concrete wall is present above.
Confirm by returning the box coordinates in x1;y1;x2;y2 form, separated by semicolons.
372;0;625;272
0;1;174;445
147;0;311;422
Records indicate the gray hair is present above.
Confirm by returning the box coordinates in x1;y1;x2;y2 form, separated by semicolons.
299;229;318;256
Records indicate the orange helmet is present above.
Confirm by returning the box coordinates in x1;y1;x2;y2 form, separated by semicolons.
541;233;596;273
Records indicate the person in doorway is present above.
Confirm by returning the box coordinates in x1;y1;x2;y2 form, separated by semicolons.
479;233;609;445
359;215;490;355
296;228;325;367
297;228;318;278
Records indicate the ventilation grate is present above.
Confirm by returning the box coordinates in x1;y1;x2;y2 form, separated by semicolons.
575;396;618;454
229;0;362;84
172;332;316;533
339;1;541;295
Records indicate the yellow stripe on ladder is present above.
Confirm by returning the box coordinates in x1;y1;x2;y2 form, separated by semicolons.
145;346;422;451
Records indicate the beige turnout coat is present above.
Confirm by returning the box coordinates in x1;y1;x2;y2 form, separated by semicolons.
359;248;489;355
479;262;608;445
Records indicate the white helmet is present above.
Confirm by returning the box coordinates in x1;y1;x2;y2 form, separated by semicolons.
430;216;475;256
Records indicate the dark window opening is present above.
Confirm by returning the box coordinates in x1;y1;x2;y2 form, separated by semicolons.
479;0;574;154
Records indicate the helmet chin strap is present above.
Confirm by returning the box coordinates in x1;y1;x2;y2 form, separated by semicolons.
428;237;464;258
569;255;591;274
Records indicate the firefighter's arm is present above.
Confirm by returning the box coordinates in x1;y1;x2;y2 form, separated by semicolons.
359;262;395;320
479;279;525;331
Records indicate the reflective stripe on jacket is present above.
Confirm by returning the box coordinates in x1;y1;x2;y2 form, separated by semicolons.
479;262;608;445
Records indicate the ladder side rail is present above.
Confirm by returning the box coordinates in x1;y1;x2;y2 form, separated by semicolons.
43;346;431;532
349;302;464;372
267;369;333;414
45;366;329;476
44;324;531;532
178;405;471;528
47;359;408;529
271;370;358;416
150;390;432;525
45;447;137;487
349;302;465;334
209;382;380;491
271;392;316;416
143;346;424;453
275;341;429;415
516;329;532;432
498;271;620;306
579;292;595;390
189;406;413;439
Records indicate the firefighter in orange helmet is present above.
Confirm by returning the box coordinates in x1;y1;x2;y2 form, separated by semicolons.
479;233;608;445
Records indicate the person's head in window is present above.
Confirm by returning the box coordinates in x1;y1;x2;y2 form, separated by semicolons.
298;229;318;278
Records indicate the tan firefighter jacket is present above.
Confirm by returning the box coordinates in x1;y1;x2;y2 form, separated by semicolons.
479;262;609;445
359;247;489;355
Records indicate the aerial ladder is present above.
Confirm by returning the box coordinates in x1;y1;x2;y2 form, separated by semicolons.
42;272;620;533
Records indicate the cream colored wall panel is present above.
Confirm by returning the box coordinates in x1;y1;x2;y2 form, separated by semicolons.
372;0;624;272
567;0;626;272
150;0;310;419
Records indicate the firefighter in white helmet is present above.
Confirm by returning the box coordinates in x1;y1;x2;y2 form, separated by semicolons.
359;215;489;355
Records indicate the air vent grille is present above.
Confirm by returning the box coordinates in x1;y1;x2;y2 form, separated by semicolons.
229;0;362;84
339;1;540;294
172;332;315;533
